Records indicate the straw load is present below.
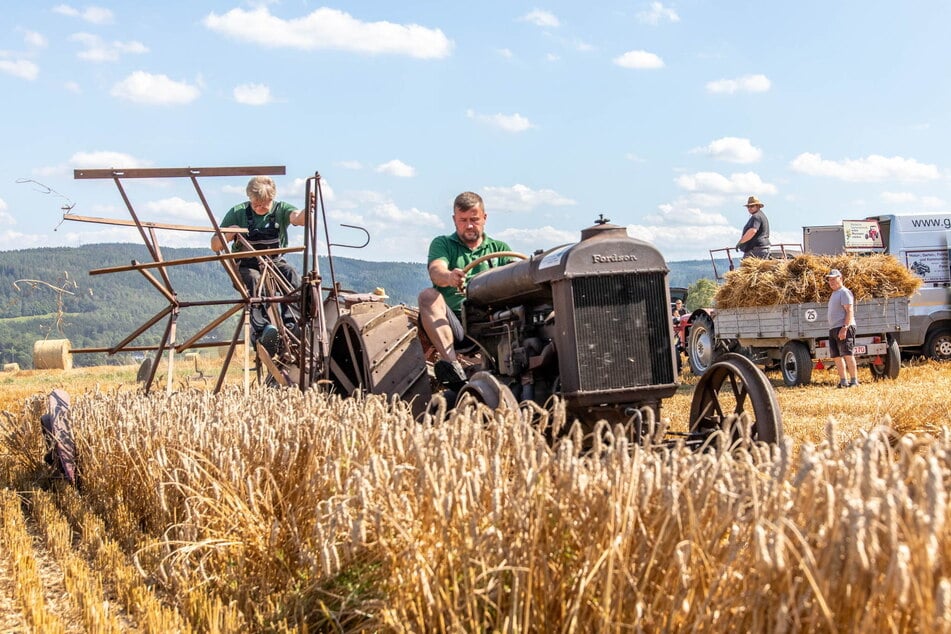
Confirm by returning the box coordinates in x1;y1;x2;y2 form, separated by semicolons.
714;253;922;309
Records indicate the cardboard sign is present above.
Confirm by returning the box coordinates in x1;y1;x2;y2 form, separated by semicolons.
842;220;884;251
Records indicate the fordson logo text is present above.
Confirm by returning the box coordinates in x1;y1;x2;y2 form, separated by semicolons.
592;253;637;263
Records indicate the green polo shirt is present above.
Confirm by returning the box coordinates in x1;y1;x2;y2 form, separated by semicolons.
427;232;513;314
219;200;297;253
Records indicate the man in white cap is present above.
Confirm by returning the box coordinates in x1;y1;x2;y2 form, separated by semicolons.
826;269;858;387
736;196;771;259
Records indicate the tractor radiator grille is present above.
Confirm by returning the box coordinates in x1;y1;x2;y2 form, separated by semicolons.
571;272;675;391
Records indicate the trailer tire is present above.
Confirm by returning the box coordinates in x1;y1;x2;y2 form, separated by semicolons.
688;312;717;376
924;328;951;362
780;341;812;387
871;336;901;380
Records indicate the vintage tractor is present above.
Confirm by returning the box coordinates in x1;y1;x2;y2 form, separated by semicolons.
448;217;783;443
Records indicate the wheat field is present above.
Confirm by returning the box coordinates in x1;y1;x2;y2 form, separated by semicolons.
1;358;951;632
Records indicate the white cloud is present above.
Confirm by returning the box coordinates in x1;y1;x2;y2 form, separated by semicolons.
466;109;535;133
690;137;762;164
0;60;39;80
495;225;577;252
53;5;114;25
203;7;452;59
497;48;513;59
519;9;560;28
142;197;209;223
613;50;664;69
23;30;47;48
482;184;576;212
675;171;778;195
0;198;11;224
880;192;946;209
546;53;560;62
706;74;771;94
233;83;273;105
64;80;81;93
336;160;363;170
68;151;152;169
110;71;200;105
637;2;680;25
69;33;148;62
627;201;738;260
790;153;940;182
375;159;416;178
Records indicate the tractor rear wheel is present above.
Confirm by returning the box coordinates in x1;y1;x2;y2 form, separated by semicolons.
871;335;901;380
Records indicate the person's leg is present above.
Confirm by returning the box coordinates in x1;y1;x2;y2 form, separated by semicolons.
274;260;301;325
418;288;457;362
239;266;270;335
846;354;859;384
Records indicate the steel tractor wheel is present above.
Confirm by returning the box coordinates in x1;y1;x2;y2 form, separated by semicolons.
687;312;718;376
328;302;432;417
689;353;783;445
780;341;813;387
871;335;901;381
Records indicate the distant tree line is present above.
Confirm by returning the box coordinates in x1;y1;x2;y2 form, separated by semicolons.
0;243;718;369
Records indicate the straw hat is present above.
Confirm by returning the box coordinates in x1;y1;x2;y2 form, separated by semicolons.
745;196;765;208
372;287;389;299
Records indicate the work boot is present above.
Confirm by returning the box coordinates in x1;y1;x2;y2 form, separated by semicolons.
260;324;280;358
849;378;859;387
435;359;468;390
836;380;849;389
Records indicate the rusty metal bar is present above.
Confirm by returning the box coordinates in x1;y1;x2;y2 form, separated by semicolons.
88;246;303;275
215;311;248;394
73;340;244;353
136;264;178;305
193;173;250;297
176;303;244;353
143;311;176;394
108;305;173;355
74;166;286;179
111;176;175;291
62;213;248;234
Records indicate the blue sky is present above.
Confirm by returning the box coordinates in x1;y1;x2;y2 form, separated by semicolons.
1;1;949;263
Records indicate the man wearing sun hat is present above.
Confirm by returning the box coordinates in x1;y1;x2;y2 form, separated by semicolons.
826;268;859;388
735;195;771;259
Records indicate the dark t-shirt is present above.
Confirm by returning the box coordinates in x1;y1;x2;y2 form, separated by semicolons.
740;210;770;252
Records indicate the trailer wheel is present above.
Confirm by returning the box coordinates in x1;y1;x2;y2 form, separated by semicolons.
687;312;717;376
871;336;901;380
924;328;951;362
780;341;813;387
689;353;783;444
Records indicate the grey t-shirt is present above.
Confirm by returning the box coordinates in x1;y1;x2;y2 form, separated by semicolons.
827;287;856;328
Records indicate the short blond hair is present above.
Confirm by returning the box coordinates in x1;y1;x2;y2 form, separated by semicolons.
246;176;277;202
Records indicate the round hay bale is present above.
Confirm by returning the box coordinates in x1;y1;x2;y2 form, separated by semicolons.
183;352;200;361
33;339;72;370
2;363;20;373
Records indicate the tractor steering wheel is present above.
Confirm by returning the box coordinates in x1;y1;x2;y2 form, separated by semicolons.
461;251;528;275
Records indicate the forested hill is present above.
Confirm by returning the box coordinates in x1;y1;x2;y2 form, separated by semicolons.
0;244;719;368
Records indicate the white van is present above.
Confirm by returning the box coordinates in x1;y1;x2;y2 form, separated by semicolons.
803;213;951;360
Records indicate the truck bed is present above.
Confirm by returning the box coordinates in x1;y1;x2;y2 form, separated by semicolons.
713;297;910;341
